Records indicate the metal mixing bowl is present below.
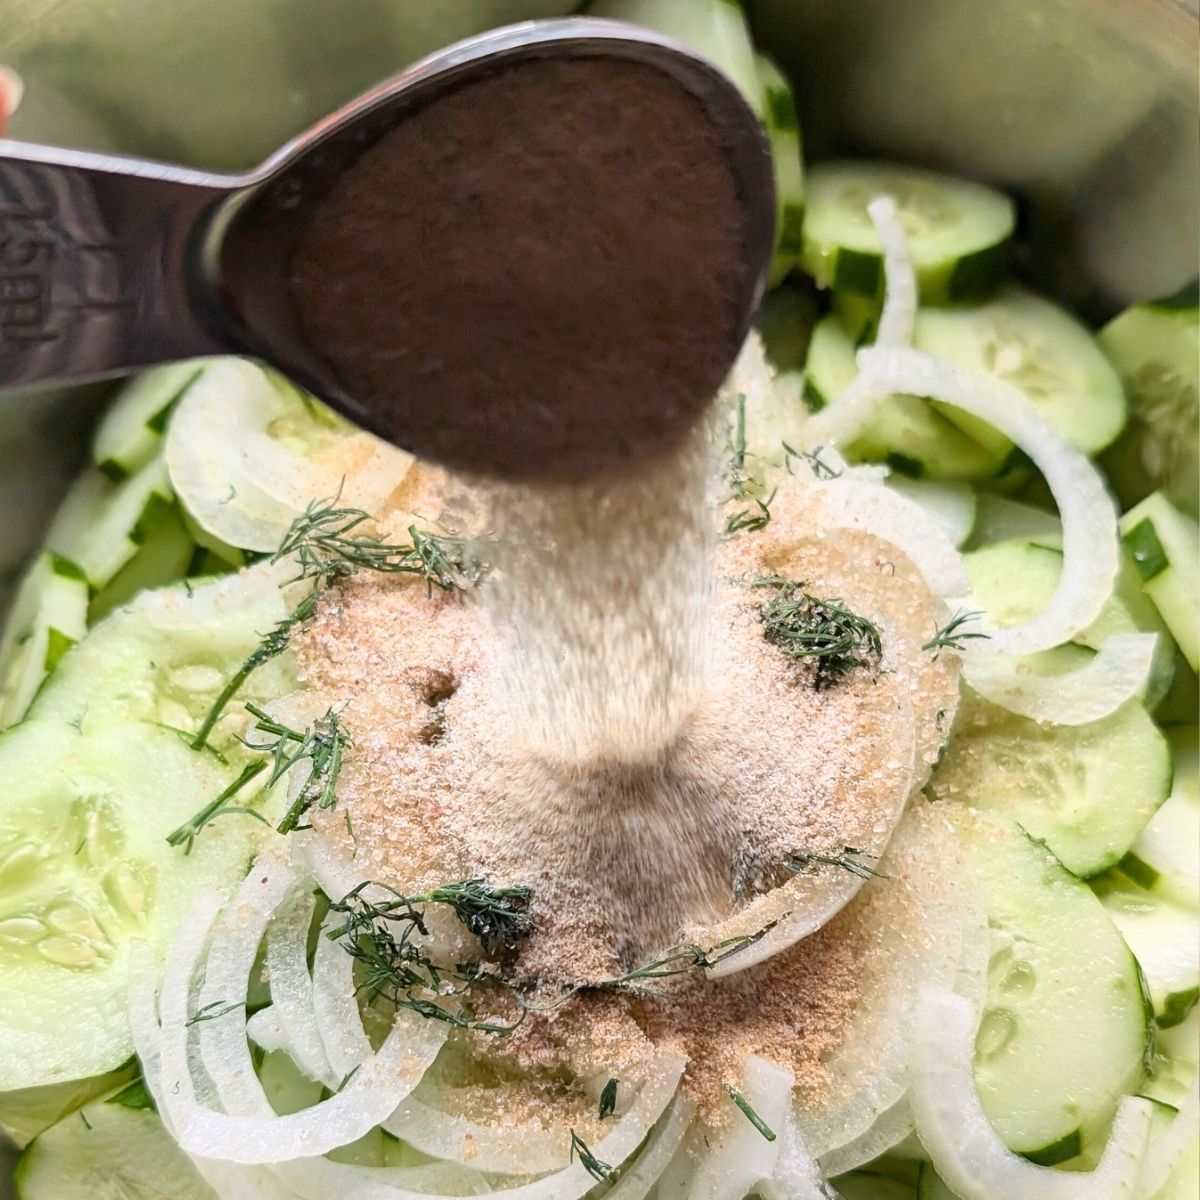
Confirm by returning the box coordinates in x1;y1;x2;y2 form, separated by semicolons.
0;0;1196;1188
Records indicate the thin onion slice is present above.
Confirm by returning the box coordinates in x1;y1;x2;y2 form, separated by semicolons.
962;633;1158;725
310;909;374;1080
269;1055;686;1200
818;1097;914;1178
759;1112;835;1200
1137;1077;1199;1198
868;196;917;350
910;988;1153;1200
687;1057;793;1200
807;347;1119;656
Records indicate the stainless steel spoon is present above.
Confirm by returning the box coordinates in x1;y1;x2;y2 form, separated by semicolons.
0;17;774;461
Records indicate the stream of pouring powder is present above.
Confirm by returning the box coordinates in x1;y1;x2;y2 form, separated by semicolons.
473;414;722;768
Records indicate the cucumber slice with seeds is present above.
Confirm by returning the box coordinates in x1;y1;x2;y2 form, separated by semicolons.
0;720;275;1090
913;287;1129;458
804;315;1003;480
755;53;805;284
965;819;1150;1162
14;1094;214;1199
1099;300;1198;516
1120;493;1199;671
45;460;175;591
802;160;1013;304
931;689;1170;879
0;553;89;729
92;360;208;482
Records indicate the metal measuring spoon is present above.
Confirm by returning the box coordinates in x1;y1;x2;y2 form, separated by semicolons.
0;18;774;475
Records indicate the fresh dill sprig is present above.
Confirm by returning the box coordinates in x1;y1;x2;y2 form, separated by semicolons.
185;999;245;1027
244;702;349;834
724;1084;777;1142
754;575;882;688
784;845;881;882
166;761;269;854
723;395;776;537
569;1130;612;1181
325;879;532;1034
923;609;989;657
336;1065;361;1093
783;441;842;481
723;490;775;538
599;1077;619;1120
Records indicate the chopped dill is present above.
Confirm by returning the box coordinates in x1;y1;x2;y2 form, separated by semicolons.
923;609;989;657
185;999;245;1027
335;1065;361;1093
166;761;269;854
783;441;842;481
784;845;881;882
599;1077;619;1120
723;396;776;537
754;575;882;688
724;1084;777;1142
244;702;349;834
723;490;775;538
325;879;532;1034
569;1130;613;1181
79;1110;92;1131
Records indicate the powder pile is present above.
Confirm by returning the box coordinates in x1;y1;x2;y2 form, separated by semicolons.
289;56;750;483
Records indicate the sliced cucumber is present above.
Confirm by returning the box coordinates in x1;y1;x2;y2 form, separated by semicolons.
14;1095;213;1199
92;360;208;482
964;819;1149;1161
965;536;1178;709
1121;493;1200;671
587;0;764;115
45;460;175;591
932;692;1170;879
755;279;817;382
1143;1008;1199;1110
87;503;195;625
0;553;89;729
0;720;274;1089
803;314;1002;480
755;53;805;284
1099;300;1199;517
965;494;1061;550
885;478;976;548
1117;727;1199;907
29;565;298;746
913;286;1128;458
833;1171;918;1199
916;1165;958;1200
0;1061;136;1150
802;160;1013;304
165;357;411;554
1095;876;1199;1029
1153;1136;1200;1200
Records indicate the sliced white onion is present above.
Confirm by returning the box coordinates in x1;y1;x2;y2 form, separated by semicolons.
868;196;917;350
792;476;970;599
269;1055;686;1200
818;1097;914;1178
759;1112;835;1200
910;988;1154;1200
688;1057;793;1200
1137;1077;1199;1198
605;1098;696;1200
807;347;1119;656
310;909;375;1081
886;477;977;548
245;1006;290;1058
962;633;1158;725
292;830;365;905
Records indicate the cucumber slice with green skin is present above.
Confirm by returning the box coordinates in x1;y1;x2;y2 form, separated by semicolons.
29;565;297;747
963;820;1150;1162
801;160;1013;305
45;460;175;591
1142;1008;1199;1110
932;693;1170;879
912;287;1129;459
0;553;89;729
92;360;208;482
1116;727;1199;908
755;53;805;285
0;720;274;1090
755;279;818;378
0;1061;136;1150
965;536;1178;709
804;315;1003;480
587;0;764;116
1120;493;1200;671
886;478;976;548
916;1165;958;1200
86;503;195;625
1099;301;1198;517
14;1096;214;1199
1094;872;1200;1027
833;1171;918;1199
965;495;1061;550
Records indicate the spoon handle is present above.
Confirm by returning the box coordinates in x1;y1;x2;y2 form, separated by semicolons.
0;140;234;391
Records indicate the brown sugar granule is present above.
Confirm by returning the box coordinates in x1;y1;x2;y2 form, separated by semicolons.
289;56;749;483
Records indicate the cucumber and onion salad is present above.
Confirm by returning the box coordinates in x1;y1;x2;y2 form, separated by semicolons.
1;4;1197;1198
